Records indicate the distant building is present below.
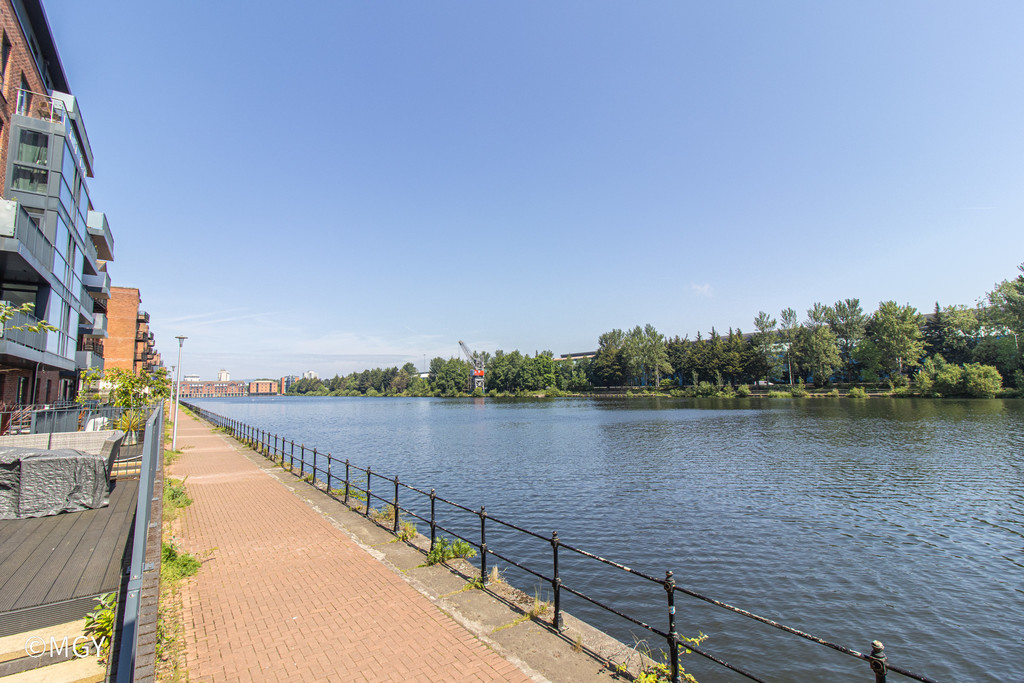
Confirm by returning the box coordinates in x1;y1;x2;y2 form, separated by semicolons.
177;380;246;398
217;369;229;381
280;375;298;393
106;287;160;375
303;370;318;380
248;380;277;395
183;373;200;383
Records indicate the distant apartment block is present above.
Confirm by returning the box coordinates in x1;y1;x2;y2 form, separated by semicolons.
248;380;277;395
280;375;298;393
0;0;116;404
105;286;159;375
183;373;200;382
217;368;229;381
178;381;246;398
303;370;318;380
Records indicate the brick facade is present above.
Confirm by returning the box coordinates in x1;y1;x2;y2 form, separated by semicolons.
248;380;277;395
0;2;51;197
106;286;141;372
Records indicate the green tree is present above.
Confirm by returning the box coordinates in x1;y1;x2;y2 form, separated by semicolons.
801;304;841;386
751;312;781;384
779;308;800;384
826;298;866;382
593;329;627;387
868;301;925;378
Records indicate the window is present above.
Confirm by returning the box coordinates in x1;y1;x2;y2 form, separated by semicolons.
0;33;10;91
16;76;30;116
16;130;48;165
11;165;47;193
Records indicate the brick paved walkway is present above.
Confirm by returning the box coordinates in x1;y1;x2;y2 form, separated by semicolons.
168;409;531;682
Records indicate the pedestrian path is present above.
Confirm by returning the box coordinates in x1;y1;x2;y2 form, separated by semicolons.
168;409;532;682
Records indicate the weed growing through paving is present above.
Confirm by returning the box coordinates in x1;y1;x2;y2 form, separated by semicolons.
397;521;418;541
161;541;201;582
163;478;192;523
425;536;477;565
613;634;708;683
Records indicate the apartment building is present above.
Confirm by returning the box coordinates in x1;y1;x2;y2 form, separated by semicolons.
105;286;160;375
248;380;277;395
178;381;246;399
0;0;114;405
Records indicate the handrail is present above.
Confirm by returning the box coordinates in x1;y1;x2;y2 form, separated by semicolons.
115;402;163;682
182;401;939;683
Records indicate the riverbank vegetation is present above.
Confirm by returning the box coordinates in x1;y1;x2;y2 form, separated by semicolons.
286;264;1024;400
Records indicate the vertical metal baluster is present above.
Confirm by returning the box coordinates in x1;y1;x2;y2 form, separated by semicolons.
299;444;305;477
344;459;350;505
365;468;372;517
311;448;318;483
479;506;487;585
429;489;436;551
665;571;680;683
868;641;887;683
552;531;563;630
393;477;400;534
327;453;332;492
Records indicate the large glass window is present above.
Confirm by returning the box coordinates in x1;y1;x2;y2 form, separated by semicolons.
11;165;47;193
16;130;48;165
59;177;73;215
1;284;37;308
62;143;76;187
55;214;69;259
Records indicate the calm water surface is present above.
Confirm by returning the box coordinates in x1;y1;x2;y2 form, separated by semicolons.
191;396;1024;682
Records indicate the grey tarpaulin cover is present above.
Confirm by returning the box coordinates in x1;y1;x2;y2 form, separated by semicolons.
0;446;110;520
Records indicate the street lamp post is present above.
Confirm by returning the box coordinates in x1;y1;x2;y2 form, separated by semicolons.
172;336;187;451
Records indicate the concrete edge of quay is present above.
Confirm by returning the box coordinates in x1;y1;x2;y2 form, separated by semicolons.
188;412;647;683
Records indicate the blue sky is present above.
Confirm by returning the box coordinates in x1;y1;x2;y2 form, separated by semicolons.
44;1;1024;379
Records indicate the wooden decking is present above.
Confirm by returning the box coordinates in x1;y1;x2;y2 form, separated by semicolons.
0;479;138;637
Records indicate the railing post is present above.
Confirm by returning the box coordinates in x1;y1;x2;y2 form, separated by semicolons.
290;440;295;470
344;459;350;505
392;476;400;534
429;489;436;551
274;433;278;461
665;570;680;683
479;506;487;585
299;444;305;476
868;641;887;683
365;468;372;517
551;531;563;630
327;453;332;491
311;448;318;483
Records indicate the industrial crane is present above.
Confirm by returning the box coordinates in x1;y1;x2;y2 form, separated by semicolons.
459;340;486;392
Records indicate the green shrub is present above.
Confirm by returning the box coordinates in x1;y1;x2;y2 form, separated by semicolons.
735;384;751;397
790;381;808;398
84;593;116;661
934;364;965;397
963;363;1002;398
766;390;791;398
694;381;717;397
847;386;868;399
826;389;840;397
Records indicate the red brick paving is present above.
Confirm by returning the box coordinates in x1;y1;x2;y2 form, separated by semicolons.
168;409;530;682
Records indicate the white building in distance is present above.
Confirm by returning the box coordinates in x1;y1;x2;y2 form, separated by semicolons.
218;369;230;381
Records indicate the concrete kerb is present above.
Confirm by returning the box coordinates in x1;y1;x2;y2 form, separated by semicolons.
196;415;641;683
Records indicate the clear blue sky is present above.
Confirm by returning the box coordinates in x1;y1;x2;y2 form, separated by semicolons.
45;1;1024;380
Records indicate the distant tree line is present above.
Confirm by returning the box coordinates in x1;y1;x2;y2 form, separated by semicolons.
287;264;1024;399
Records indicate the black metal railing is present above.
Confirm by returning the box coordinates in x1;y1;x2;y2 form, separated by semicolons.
183;401;937;683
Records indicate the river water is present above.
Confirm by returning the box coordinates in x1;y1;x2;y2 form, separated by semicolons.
189;396;1023;682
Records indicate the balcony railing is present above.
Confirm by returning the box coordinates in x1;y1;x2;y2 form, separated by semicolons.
15;88;68;124
0;309;48;352
13;205;54;270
